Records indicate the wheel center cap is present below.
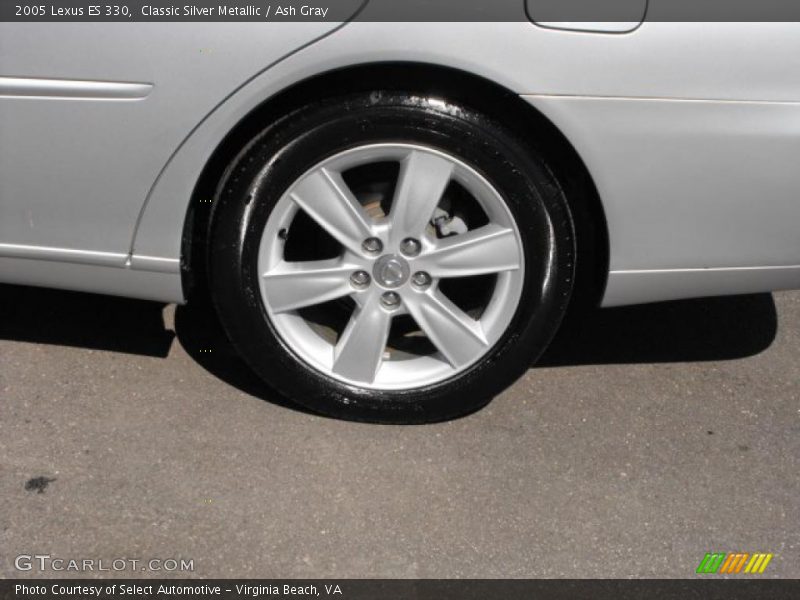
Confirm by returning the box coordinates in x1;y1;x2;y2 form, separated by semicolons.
373;255;410;289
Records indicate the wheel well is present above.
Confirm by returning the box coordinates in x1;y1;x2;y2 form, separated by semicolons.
184;62;609;308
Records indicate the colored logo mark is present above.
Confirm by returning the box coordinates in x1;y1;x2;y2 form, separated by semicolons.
696;552;774;574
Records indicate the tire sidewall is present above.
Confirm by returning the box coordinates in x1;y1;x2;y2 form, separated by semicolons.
210;93;575;423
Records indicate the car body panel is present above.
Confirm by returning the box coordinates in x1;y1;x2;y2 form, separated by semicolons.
527;93;800;304
0;21;352;291
1;22;800;305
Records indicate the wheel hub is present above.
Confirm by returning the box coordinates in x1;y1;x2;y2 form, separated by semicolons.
373;254;410;289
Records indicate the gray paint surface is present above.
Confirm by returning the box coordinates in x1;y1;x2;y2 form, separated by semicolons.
1;286;797;577
0;22;346;254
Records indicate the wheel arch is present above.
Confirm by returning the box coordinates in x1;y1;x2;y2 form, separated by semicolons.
183;62;609;309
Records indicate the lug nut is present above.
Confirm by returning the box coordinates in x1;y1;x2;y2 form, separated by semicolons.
380;291;401;309
411;271;432;290
350;270;370;289
400;238;421;257
362;237;383;255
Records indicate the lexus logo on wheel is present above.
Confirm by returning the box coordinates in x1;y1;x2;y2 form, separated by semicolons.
373;255;410;289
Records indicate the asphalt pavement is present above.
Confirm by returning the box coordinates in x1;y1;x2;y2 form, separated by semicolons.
1;284;798;578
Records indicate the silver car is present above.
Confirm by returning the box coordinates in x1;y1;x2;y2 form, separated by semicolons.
2;13;799;422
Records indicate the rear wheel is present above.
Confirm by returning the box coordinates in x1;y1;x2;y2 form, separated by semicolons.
209;92;575;423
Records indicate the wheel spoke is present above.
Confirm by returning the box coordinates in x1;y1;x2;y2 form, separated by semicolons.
418;224;521;278
262;259;354;314
290;168;374;254
405;290;488;368
333;293;393;383
389;150;454;243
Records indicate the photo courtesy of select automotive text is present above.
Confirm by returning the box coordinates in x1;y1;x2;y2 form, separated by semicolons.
1;0;799;597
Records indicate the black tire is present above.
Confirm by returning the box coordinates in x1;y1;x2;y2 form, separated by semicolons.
208;92;575;423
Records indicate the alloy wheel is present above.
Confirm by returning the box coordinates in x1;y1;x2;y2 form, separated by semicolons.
257;143;525;390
